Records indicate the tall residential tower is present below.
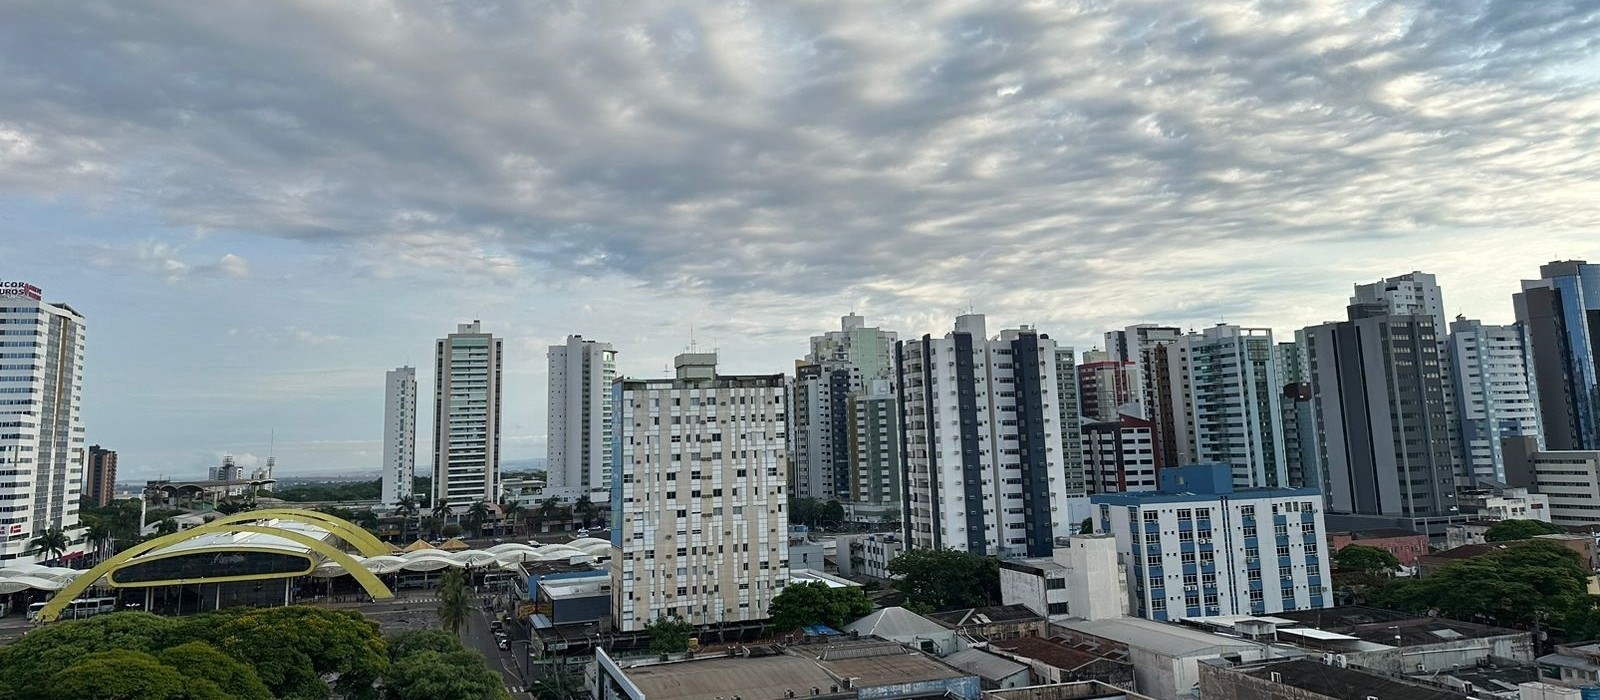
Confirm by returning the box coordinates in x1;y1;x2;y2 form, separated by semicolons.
547;335;617;494
898;314;1070;557
610;353;789;631
0;281;86;563
1514;260;1600;451
433;322;503;510
382;366;417;506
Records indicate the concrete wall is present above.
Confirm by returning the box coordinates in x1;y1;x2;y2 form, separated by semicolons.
858;675;981;700
1197;663;1320;700
1000;565;1050;618
1345;632;1533;675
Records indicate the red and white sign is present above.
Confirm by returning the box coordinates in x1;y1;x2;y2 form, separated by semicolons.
0;281;41;301
7;525;20;535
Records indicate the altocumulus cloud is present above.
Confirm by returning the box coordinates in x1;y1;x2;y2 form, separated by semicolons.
2;0;1599;334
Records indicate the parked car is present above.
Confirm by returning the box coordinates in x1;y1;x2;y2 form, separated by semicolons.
497;639;508;651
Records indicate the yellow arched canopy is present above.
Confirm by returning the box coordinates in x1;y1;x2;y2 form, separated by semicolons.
206;509;390;556
37;513;394;623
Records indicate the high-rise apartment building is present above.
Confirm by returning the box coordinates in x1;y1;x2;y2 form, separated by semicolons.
382;366;417;506
809;314;898;382
433;321;502;510
1077;350;1139;423
547;335;617;493
1094;465;1332;621
1355;272;1464;484
847;380;902;522
1167;325;1287;489
791;357;861;501
208;455;245;482
0;281;85;563
1082;415;1159;494
1274;342;1318;490
1055;347;1087;497
1106;324;1184;468
1514;260;1600;451
1301;303;1460;518
610;353;789;631
85;445;117;508
1448;317;1542;482
897;314;1069;557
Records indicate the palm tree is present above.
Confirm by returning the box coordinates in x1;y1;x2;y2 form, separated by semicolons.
466;500;492;535
352;509;380;533
436;568;471;635
30;526;69;563
574;494;596;529
536;496;562;535
84;519;110;562
501;500;524;537
431;500;454;524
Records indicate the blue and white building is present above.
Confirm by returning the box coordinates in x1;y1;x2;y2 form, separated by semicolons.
1094;465;1332;621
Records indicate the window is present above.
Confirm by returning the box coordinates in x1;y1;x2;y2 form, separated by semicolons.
1200;551;1214;565
1179;530;1194;542
1201;572;1216;586
1305;543;1319;556
1247;569;1262;581
1146;553;1161;567
1151;598;1166;611
1276;545;1291;558
1274;524;1288;537
1143;510;1159;522
1279;566;1293;580
1245;547;1259;559
1183;573;1198;586
1243;525;1257;538
1195;508;1211;520
1177;509;1192;520
1282;587;1296;601
1249;590;1264;602
1181;552;1196;564
1240;505;1255;517
1047;602;1071;615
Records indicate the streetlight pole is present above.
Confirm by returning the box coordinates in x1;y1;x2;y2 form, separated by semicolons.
510;639;533;683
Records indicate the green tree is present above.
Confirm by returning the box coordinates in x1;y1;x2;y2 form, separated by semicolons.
156;642;273;700
1371;539;1589;629
789;497;819;527
500;500;523;536
30;526;69;562
46;649;231;700
528;671;585;700
1484;519;1566;542
767;581;875;632
420;516;442;538
432;500;455;523
645;615;693;655
351;509;381;533
819;500;846;528
385;650;508;700
441;523;464;538
437;569;471;635
387;630;463;659
466;501;492;534
154;518;179;536
1334;544;1400;575
887;548;1000;613
574;494;597;528
1079;517;1094;535
536;496;563;532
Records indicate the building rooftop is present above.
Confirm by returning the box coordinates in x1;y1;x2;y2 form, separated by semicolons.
791;569;861;588
619;651;839;700
941;648;1028;682
1336;528;1426;540
990;637;1120;671
1057;617;1263;658
982;682;1155;700
1270;607;1524;647
612;639;967;700
927;604;1043;628
1236;659;1470;700
844;607;951;640
1000;558;1067;575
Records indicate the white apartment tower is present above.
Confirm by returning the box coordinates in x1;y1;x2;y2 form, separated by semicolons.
1449;317;1542;483
1167;325;1288;488
611;353;790;632
433;321;502;510
382;366;417;506
897;314;1070;558
0;281;86;563
547;335;617;493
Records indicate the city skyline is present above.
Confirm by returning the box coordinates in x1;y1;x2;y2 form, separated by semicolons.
3;1;1599;480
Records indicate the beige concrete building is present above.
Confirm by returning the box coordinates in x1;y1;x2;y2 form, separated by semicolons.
610;352;790;632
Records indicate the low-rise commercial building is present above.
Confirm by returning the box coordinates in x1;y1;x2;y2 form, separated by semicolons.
1327;528;1431;568
592;639;980;700
980;682;1154;700
927;605;1048;643
1197;658;1471;700
999;535;1128;622
1054;617;1273;700
835;532;905;580
1504;437;1600;527
1268;606;1534;676
988;636;1135;689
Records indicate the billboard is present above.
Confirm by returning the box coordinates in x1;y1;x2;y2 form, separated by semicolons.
0;281;41;301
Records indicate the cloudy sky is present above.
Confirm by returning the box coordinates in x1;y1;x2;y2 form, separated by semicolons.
3;0;1598;481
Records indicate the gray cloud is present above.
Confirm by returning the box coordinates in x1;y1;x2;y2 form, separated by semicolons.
2;0;1599;340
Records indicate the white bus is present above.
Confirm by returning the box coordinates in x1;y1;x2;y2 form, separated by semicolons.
26;597;116;621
